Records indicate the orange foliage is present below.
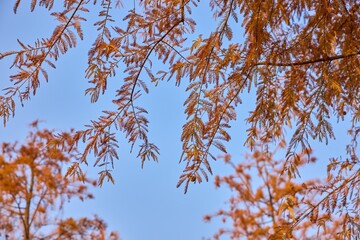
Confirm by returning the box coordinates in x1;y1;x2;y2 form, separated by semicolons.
0;121;119;239
1;0;360;190
205;138;360;239
0;0;360;237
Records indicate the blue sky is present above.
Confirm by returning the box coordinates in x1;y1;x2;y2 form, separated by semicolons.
0;1;353;239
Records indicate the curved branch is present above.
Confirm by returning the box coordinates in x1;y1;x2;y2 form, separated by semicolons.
129;20;182;129
256;52;360;67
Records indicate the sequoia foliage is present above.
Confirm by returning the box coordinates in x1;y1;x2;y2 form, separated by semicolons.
0;1;359;238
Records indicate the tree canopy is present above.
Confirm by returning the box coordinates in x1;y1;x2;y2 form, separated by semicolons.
0;0;360;238
205;137;360;239
0;121;119;239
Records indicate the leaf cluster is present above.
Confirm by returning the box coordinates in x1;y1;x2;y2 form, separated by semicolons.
205;138;360;239
0;122;118;239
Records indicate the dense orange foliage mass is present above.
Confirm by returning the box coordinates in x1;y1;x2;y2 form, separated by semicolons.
0;122;119;239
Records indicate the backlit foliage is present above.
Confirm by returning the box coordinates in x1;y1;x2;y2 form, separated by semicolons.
205;138;360;239
0;121;119;240
0;0;360;235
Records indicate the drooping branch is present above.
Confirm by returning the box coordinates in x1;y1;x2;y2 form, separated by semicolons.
20;0;86;87
130;20;183;101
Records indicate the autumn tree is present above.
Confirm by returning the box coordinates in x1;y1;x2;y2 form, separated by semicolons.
0;0;360;237
204;137;360;239
0;121;119;240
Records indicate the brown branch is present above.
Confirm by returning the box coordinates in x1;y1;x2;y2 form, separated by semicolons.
131;20;183;99
197;66;254;174
29;188;48;229
188;0;237;174
288;169;360;233
28;0;86;75
129;20;182;130
160;40;191;63
256;52;360;67
4;0;86;100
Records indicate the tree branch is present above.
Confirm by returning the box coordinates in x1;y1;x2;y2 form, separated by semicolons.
256;52;360;67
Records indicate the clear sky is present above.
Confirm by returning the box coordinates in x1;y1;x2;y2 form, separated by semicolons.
0;1;352;240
